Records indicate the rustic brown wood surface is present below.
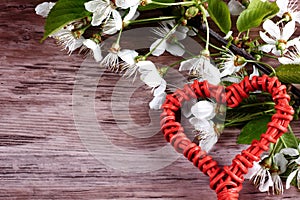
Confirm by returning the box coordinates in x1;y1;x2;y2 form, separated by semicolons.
0;0;299;199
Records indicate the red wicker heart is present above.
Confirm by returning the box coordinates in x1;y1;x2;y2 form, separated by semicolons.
160;75;294;200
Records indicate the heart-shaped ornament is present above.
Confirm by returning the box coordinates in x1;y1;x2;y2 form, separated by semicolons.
160;75;294;200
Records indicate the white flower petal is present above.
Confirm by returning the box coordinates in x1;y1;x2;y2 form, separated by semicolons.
181;99;197;118
287;37;300;48
282;21;295;41
149;92;167;110
191;101;215;120
124;5;138;22
263;19;280;39
112;10;123;29
179;58;198;71
258;170;273;192
259;44;275;53
276;0;288;17
274;153;288;173
286;169;298;189
153;79;166;96
294;157;300;165
278;57;294;64
118;49;138;65
166;43;185;56
85;0;103;13
83;39;102;62
202;62;221;85
138;61;162;88
92;10;110;26
150;39;167;56
280;147;299;156
35;2;55;18
116;0;140;9
174;26;189;41
293;11;300;24
199;132;218;152
259;31;275;44
189;118;211;130
245;161;261;180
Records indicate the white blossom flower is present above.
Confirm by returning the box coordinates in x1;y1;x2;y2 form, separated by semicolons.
191;101;216;120
149;79;167;110
83;39;103;62
51;25;85;54
136;61;167;109
101;44;137;71
259;19;299;56
279;144;300;189
278;44;300;64
218;49;247;77
179;56;221;85
276;0;300;24
119;49;139;79
245;160;263;179
271;173;284;195
85;0;122;28
249;157;274;192
286;157;300;189
150;20;189;56
270;153;288;195
188;100;218;152
137;60;164;88
35;2;55;18
228;0;245;16
101;43;121;70
102;9;122;35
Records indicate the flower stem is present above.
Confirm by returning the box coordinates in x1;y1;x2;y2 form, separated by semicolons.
238;102;275;109
246;60;276;76
116;28;123;45
199;5;210;51
126;16;178;26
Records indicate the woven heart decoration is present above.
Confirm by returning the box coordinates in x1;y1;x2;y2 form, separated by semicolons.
160;75;294;200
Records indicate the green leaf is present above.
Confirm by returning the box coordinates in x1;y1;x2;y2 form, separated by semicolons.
276;64;300;84
42;0;91;41
138;0;176;11
207;0;231;34
236;0;279;32
237;115;271;144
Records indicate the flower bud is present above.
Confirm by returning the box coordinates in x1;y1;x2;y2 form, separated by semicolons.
185;6;199;19
200;49;210;57
234;55;246;66
276;39;287;53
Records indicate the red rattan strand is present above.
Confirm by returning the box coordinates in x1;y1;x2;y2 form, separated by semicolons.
160;75;294;200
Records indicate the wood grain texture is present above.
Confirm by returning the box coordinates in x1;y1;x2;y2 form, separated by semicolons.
0;0;299;199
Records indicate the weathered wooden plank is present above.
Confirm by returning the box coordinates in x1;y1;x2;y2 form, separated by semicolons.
0;1;299;199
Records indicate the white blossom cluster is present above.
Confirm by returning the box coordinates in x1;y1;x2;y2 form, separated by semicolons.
35;0;300;179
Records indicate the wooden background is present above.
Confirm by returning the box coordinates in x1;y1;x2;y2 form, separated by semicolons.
0;0;299;199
